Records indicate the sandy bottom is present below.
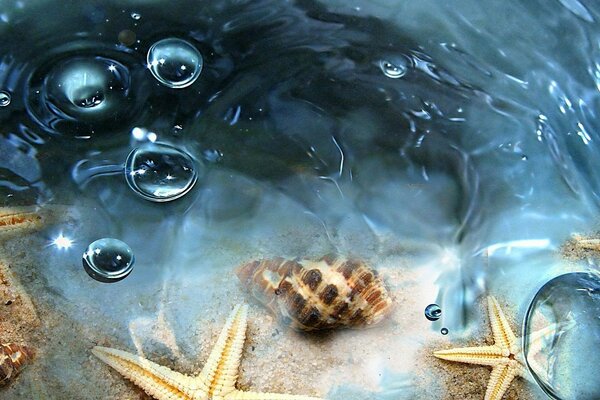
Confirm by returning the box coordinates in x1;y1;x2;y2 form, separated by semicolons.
0;210;548;400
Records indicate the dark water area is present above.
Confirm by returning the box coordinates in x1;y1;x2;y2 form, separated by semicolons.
0;0;600;399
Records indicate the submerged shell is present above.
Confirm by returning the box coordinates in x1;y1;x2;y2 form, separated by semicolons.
236;256;393;331
0;343;34;386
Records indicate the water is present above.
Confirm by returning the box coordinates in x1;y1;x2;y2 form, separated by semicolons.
1;0;600;399
523;272;600;400
82;238;135;283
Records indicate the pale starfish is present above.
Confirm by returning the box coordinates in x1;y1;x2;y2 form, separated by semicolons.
93;304;323;400
433;296;556;400
0;207;45;333
0;207;44;235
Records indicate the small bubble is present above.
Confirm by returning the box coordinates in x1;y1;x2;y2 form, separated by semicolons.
425;304;442;321
521;154;528;161
441;327;449;335
0;90;11;107
118;29;136;46
203;149;223;163
83;238;134;283
125;142;200;202
379;58;408;79
147;38;203;88
130;12;141;20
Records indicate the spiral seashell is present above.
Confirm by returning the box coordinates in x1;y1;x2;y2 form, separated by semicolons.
0;343;34;386
236;255;393;331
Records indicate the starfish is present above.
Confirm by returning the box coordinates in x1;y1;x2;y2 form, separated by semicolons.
93;304;323;400
0;207;45;331
433;296;549;400
0;207;45;236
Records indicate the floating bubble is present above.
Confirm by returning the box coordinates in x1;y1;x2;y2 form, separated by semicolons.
524;272;600;400
379;58;408;79
124;142;199;202
130;12;141;20
147;38;203;88
0;90;10;107
118;30;136;46
83;238;135;283
424;304;442;321
440;327;449;335
44;56;131;121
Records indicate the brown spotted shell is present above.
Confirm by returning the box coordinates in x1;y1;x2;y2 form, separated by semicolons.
0;343;33;386
236;255;393;331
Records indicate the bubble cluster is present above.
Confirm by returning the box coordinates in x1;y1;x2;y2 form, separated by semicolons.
147;38;203;88
82;238;135;283
524;272;600;400
124;142;199;202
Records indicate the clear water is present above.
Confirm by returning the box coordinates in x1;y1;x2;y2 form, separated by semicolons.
1;0;600;399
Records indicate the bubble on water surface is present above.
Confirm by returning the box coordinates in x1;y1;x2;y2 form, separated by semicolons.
440;328;449;335
124;142;199;202
424;304;442;321
0;90;11;107
45;56;131;120
379;58;408;79
147;38;203;88
523;272;600;400
82;238;134;283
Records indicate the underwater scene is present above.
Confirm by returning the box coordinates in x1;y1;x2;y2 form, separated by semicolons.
1;0;599;399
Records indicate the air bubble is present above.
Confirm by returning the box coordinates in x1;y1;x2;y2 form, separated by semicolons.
83;238;135;283
124;142;199;202
118;30;136;46
147;38;203;88
379;58;408;79
130;12;141;20
424;304;442;321
524;272;600;400
0;90;11;107
440;327;449;335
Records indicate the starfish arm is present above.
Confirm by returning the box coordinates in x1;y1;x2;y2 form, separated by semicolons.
487;297;518;355
92;346;196;400
434;345;506;367
198;304;248;396
225;390;323;400
484;362;519;400
0;207;43;234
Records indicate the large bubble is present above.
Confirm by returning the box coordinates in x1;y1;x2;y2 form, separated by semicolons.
523;272;600;400
146;38;203;88
124;142;199;202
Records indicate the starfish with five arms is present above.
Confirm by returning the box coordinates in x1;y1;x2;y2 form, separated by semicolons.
434;296;549;400
93;304;323;400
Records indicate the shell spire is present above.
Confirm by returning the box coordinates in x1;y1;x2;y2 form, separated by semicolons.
236;255;393;331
